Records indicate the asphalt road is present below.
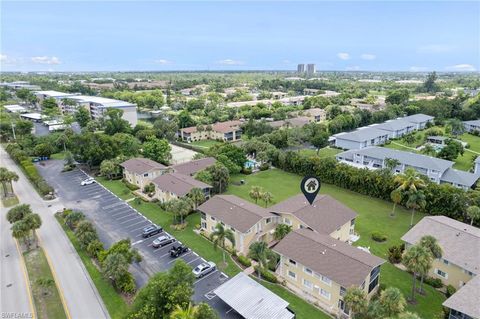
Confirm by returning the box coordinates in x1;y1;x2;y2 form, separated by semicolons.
0;147;109;319
37;160;240;317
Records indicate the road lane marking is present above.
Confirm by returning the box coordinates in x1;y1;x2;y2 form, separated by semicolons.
119;216;144;224
14;238;36;319
194;270;218;285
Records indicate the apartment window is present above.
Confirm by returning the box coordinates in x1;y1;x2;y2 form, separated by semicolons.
303;279;313;290
288;271;296;280
350;219;355;226
340;286;347;297
211;226;215;232
321;275;332;286
265;218;272;224
435;269;448;279
221;222;225;226
143;173;148;177
211;216;216;221
443;259;449;265
230;227;235;232
289;259;297;266
320;289;331;300
303;267;313;275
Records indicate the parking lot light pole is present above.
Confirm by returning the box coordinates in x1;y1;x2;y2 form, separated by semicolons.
11;122;16;140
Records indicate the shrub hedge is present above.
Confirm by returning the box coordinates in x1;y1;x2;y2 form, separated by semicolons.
237;255;252;267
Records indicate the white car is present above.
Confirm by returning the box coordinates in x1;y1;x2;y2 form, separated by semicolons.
81;177;95;186
192;261;216;278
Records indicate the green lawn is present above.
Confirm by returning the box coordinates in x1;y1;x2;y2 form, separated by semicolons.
458;133;480;153
226;169;445;318
50;152;66;160
96;177;135;200
299;147;342;158
2;195;19;207
190;140;224;149
23;247;67;319
55;214;129;319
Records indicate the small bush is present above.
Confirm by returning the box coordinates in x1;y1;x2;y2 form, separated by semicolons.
122;179;140;191
237;255;252;267
388;244;404;263
259;163;270;171
241;167;252;175
424;277;443;288
371;231;388;242
254;266;277;283
116;271;136;294
446;285;456;298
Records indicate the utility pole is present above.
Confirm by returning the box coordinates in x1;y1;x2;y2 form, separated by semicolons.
11;122;16;140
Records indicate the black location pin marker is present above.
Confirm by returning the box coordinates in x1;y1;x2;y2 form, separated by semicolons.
301;176;321;205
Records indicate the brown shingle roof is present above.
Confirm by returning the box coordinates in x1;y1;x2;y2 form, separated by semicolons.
273;229;385;287
171;157;216;176
197;195;274;233
151;173;210;197
180;120;242;134
120;158;166;175
443;275;480;318
270;194;357;235
401;216;480;274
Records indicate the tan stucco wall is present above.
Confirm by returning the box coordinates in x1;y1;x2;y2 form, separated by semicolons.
429;259;475;289
123;169;165;190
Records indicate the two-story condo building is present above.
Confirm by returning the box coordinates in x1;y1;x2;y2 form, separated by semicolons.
370;118;415;139
402;216;479;290
120;158;168;190
179;120;243;142
170;157;216;176
463;120;480;133
443;275;479;319
332;127;390;150
402;113;435;129
151;172;211;203
274;229;385;317
336;147;480;190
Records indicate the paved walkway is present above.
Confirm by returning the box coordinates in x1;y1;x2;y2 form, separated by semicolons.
1;146;110;319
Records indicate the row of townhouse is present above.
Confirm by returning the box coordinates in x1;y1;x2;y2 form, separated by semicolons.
401;216;479;319
35;90;138;126
335;146;480;190
178;120;243;142
463;119;480;133
332;113;434;150
120;157;216;202
197;193;385;317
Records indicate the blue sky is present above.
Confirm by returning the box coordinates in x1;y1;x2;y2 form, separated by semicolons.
1;1;479;72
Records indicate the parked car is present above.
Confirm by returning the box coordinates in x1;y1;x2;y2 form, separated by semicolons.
192;261;216;278
169;245;189;258
142;225;163;238
81;177;95;186
152;234;175;248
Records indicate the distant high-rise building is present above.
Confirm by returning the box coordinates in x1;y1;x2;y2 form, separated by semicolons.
307;64;316;74
297;64;305;73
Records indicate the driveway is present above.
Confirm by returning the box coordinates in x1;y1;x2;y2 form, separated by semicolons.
37;160;231;311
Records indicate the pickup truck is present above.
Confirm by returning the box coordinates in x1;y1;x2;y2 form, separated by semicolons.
169;245;189;258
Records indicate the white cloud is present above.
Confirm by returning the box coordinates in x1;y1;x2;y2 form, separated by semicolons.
0;54;19;65
361;54;376;60
154;59;172;65
345;66;361;71
0;54;6;61
218;59;244;65
409;66;428;72
31;56;61;65
445;64;477;72
337;52;350;60
417;44;453;54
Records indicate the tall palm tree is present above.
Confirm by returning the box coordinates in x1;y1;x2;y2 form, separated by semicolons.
390;189;402;217
402;245;432;302
170;303;198;319
210;223;235;265
418;235;442;294
248;241;270;278
406;190;426;227
378;287;406;317
24;213;42;248
249;186;263;204
343;287;368;319
394;167;426;193
466;205;480;226
261;191;273;207
0;167;19;198
189;188;205;210
447;118;465;137
11;220;30;250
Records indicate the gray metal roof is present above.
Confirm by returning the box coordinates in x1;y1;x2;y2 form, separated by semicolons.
372;119;415;132
443;275;480;318
475;156;480;164
336;147;454;172
334;127;389;142
463;119;480;126
402;216;480;274
402;113;434;123
214;272;294;319
440;168;480;187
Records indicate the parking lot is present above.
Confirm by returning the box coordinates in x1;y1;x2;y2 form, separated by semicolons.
37;160;234;311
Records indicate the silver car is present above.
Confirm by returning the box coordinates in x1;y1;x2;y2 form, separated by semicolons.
192;261;216;278
152;234;175;248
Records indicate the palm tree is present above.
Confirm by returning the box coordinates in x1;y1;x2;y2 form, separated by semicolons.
0;167;19;198
24;213;42;248
170;303;198;319
248;241;270;278
261;191;273;207
210;223;235;265
249;186;263;204
418;235;442;294
390;189;402;217
466;205;480;226
189;188;205;210
447;118;465;137
11;220;30;250
402;245;432;303
385;158;401;172
406;190;426;227
422;144;437;157
394;167;426;193
273;224;292;241
344;287;368;318
378;287;406;317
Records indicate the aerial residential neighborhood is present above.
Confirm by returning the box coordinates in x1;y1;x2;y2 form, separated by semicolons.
1;1;479;319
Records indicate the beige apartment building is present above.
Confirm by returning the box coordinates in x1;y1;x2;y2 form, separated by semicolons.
179;120;243;142
198;195;277;254
120;158;168;190
304;108;327;122
402;216;479;290
274;229;384;317
151;172;211;203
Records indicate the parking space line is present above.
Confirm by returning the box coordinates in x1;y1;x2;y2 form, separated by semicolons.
116;213;138;221
186;257;201;265
168;252;192;264
120;216;144;225
110;209;132;217
125;220;149;229
194;270;218;285
158;252;171;258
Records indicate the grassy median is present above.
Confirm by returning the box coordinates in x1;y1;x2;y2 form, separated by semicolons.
23;247;67;319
